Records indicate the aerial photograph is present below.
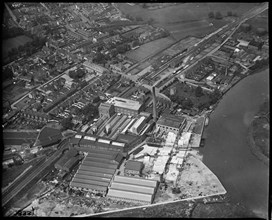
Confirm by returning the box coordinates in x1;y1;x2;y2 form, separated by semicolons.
1;2;269;218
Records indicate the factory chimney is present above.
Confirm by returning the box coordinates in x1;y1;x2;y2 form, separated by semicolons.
152;86;157;122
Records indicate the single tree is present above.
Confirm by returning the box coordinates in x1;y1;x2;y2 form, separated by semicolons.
136;16;143;22
227;11;232;16
195;86;203;97
208;11;215;19
215;11;223;19
61;117;73;130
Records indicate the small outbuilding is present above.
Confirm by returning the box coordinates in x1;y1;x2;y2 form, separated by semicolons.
124;160;144;177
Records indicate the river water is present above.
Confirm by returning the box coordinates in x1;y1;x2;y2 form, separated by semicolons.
200;69;269;218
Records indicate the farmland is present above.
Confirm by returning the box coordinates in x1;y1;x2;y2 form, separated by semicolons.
245;9;268;31
125;37;175;62
116;3;259;40
2;35;32;58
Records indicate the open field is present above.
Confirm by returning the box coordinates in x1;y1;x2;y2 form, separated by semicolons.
2;35;32;58
246;9;268;31
125;37;175;62
3;83;29;104
117;3;259;40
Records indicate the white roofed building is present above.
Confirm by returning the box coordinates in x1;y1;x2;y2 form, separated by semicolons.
106;97;143;116
107;175;158;204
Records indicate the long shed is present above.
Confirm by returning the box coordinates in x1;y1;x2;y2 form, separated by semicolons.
107;188;153;204
113;175;158;188
110;182;155;195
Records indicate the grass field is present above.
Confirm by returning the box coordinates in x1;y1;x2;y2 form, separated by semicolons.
3;82;29;103
2;35;32;58
125;37;175;62
117;3;259;40
246;9;268;31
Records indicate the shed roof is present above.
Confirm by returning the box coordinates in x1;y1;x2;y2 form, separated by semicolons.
72;177;109;187
74;174;111;183
63;156;80;171
157;114;186;129
110;182;154;195
79;165;116;175
125;160;143;172
70;181;107;192
113;175;157;188
77;170;113;178
82;160;118;169
107;188;153;203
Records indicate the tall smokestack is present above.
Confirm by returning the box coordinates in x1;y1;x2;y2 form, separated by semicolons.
152;86;157;122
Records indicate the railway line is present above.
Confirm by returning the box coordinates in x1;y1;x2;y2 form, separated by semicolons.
2;139;69;210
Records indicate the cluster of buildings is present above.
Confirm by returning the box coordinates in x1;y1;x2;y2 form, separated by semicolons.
2;127;64;169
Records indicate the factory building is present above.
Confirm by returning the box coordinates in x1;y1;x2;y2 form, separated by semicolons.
55;147;78;171
63;155;81;173
98;103;115;118
70;150;124;195
106;97;143;116
156;113;187;134
128;116;146;135
107;175;158;204
70;133;128;155
116;133;146;153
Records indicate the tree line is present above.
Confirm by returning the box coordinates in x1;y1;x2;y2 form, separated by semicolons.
208;11;237;19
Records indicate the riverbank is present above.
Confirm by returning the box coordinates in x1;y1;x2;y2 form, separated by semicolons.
200;67;269;218
204;66;269;119
247;119;269;166
246;97;269;166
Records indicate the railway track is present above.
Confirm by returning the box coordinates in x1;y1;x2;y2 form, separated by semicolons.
2;140;68;209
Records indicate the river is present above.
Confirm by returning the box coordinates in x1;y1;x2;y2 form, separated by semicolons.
200;69;269;218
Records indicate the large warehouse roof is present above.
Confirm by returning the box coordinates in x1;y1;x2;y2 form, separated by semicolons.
70;151;123;194
82;161;118;170
79;165;116;175
74;174;111;183
70;182;108;192
113;175;158;188
84;156;118;165
71;177;109;187
107;188;153;203
76;170;113;178
110;182;155;195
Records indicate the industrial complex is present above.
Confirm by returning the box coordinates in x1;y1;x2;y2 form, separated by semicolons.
2;2;268;217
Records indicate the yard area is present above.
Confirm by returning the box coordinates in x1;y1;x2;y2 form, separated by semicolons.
176;154;226;198
2;35;33;58
125;37;175;62
117;3;258;40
